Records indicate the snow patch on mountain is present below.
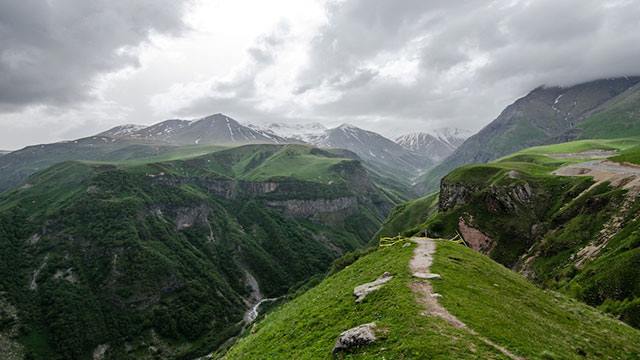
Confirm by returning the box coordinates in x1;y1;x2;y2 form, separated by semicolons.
247;122;326;143
396;127;472;163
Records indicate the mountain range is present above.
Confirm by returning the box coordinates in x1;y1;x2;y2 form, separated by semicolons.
0;115;470;195
98;113;290;145
395;128;472;162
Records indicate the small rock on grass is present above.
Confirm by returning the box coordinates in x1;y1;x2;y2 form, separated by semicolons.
333;323;377;355
353;272;393;303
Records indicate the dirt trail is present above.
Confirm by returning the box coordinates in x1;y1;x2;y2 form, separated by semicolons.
409;238;524;360
553;159;640;195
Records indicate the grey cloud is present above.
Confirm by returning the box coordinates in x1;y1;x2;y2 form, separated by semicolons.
0;0;191;111
168;0;640;138
290;0;640;134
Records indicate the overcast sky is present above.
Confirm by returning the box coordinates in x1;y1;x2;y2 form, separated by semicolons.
1;0;640;149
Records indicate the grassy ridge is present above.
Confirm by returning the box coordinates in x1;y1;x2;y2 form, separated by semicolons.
433;241;640;359
375;193;439;238
225;241;503;359
226;240;640;359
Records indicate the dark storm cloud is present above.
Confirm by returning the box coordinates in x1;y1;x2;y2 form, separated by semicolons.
291;0;640;132
0;0;191;111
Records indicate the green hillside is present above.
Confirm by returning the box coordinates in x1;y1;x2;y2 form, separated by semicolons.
0;137;229;193
375;193;439;238
381;137;640;329
226;239;640;359
0;144;393;360
578;83;640;139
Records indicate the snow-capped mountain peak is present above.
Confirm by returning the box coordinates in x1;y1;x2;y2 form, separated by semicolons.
97;124;146;138
430;127;473;148
246;122;327;143
395;127;473;163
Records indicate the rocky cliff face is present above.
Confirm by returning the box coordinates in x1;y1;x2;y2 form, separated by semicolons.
266;197;358;218
429;163;640;329
439;178;534;214
435;173;548;268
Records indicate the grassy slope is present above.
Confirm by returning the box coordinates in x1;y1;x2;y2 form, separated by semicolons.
578;84;640;139
226;240;640;359
376;193;439;238
433;241;640;359
0;140;229;193
226;241;503;360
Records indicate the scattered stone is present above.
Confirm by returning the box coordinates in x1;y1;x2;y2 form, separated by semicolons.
402;242;411;248
412;272;441;280
353;272;393;303
92;344;109;360
333;323;377;355
26;233;41;245
431;293;443;298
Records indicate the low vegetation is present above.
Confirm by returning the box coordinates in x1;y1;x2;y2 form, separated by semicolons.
226;239;640;358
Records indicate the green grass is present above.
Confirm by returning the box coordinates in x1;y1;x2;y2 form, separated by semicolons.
226;240;640;359
610;145;640;165
226;241;504;359
432;241;640;359
578;86;640;139
376;193;439;238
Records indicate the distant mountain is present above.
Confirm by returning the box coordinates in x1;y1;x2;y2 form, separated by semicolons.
97;124;146;138
0;114;437;196
309;124;433;183
247;122;326;143
395;128;472;162
418;76;640;194
104;114;289;145
0;150;10;156
431;127;473;148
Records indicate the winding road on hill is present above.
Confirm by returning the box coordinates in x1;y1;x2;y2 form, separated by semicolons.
410;238;524;360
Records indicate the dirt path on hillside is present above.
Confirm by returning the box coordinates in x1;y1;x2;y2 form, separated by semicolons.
553;159;640;195
410;238;524;360
548;150;618;159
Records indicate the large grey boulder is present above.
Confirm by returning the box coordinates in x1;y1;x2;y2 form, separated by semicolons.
353;272;393;303
333;323;377;355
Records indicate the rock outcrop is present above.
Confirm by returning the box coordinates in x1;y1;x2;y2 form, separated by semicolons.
266;197;358;218
458;217;494;253
332;323;378;355
353;272;393;303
